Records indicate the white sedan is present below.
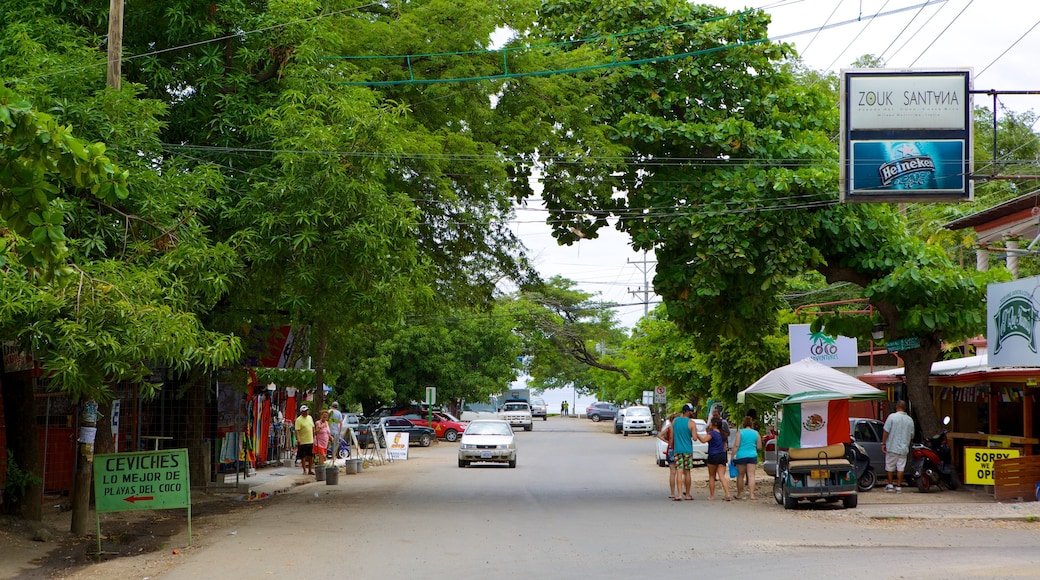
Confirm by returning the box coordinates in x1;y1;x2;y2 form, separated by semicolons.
458;420;517;468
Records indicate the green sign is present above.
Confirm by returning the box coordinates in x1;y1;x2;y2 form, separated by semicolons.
94;449;190;513
886;337;920;353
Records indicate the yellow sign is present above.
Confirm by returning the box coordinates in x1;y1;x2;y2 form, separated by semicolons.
963;446;1020;485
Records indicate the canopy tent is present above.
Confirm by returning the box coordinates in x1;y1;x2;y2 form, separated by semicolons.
737;358;886;406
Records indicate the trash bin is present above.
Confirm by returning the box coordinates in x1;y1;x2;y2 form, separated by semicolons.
314;464;326;482
325;465;339;485
344;459;360;474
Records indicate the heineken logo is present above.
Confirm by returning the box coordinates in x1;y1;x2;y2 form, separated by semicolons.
879;155;935;187
994;290;1040;354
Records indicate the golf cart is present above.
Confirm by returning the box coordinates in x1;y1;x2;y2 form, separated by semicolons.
772;391;858;510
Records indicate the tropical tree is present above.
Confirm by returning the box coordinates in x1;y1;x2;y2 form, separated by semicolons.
506;1;1002;438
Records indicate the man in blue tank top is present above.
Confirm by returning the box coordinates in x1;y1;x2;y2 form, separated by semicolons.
668;403;698;500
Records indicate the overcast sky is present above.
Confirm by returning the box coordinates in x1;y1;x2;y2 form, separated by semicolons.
509;0;1040;330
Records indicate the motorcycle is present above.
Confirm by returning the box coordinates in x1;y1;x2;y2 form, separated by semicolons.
849;441;876;492
906;417;958;493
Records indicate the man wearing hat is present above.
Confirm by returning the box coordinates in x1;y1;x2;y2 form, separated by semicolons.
295;404;316;475
661;403;699;500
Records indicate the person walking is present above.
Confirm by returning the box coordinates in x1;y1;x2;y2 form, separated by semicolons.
702;417;732;501
731;416;762;500
656;412;681;499
294;404;315;475
882;400;915;493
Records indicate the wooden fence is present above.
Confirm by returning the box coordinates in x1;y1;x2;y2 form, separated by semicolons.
994;455;1040;501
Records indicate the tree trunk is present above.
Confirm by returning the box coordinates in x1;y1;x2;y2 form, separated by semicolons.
70;400;98;536
312;322;328;413
0;370;43;520
186;379;211;487
898;336;943;441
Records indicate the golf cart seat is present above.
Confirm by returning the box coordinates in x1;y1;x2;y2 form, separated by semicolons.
785;443;852;471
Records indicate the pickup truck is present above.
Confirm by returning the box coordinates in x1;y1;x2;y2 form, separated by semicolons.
499;400;533;431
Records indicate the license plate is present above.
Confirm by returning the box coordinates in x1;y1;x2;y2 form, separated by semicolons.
811;470;829;479
480;451;492;459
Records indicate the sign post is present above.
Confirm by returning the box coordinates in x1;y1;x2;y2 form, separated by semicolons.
94;449;191;553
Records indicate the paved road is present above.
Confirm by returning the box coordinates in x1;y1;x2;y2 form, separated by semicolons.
68;417;1040;579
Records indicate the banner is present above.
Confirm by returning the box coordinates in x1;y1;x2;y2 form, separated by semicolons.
779;399;850;449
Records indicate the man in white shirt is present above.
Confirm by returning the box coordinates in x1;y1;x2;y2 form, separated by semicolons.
882;400;915;493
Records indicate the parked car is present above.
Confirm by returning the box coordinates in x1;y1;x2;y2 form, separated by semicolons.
458;419;517;468
655;419;708;467
530;398;548;420
623;405;654;436
614;407;627;434
460;402;500;422
763;417;885;476
398;411;468;442
356;416;436;448
586;402;618;422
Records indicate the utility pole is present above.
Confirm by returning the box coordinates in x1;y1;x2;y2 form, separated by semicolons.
626;251;657;317
107;0;124;90
72;0;124;537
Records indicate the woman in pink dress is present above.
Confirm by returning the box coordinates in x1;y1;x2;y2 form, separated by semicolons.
313;410;331;460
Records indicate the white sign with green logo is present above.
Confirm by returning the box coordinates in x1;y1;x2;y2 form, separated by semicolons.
788;324;858;367
988;276;1040;367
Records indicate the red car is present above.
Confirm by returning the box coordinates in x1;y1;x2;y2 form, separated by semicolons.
397;410;469;442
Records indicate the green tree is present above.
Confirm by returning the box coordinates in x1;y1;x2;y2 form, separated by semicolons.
515;1;1000;438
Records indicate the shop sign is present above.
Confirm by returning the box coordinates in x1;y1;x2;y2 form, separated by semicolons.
387;432;410;461
788;324;858;367
987;276;1040;367
963;446;1020;485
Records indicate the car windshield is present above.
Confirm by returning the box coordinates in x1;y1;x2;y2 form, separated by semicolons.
531;399;545;406
628;407;651;417
466;422;512;436
503;403;527;411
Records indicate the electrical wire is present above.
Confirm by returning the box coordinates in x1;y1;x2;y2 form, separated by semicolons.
908;0;975;67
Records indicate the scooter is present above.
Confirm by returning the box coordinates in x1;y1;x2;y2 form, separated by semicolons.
906;418;958;493
849;441;876;492
327;437;351;460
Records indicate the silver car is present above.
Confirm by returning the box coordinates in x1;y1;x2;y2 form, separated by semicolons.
458;420;517;468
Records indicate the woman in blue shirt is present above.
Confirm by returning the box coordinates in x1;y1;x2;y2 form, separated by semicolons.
701;418;731;501
731;416;763;500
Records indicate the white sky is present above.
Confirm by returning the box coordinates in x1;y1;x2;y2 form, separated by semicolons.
510;0;1040;330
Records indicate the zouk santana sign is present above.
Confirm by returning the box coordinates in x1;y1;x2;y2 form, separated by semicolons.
840;69;972;203
987;276;1040;368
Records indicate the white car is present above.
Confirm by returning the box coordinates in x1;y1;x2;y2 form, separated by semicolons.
622;406;654;436
655;418;708;467
458;420;517;468
499;400;533;431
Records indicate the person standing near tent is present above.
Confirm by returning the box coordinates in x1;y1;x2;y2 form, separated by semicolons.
882;400;914;493
295;405;315;475
731;416;762;500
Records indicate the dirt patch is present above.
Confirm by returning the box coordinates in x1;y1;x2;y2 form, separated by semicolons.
0;491;270;579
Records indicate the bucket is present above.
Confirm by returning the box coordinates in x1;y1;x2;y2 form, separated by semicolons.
325;466;339;485
344;459;360;474
314;464;326;482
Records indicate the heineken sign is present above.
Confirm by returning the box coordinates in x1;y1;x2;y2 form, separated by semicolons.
988;277;1040;367
840;69;972;203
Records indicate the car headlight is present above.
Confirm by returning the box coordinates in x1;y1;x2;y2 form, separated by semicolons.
460;444;475;450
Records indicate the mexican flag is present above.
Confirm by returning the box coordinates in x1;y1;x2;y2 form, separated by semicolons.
778;398;850;449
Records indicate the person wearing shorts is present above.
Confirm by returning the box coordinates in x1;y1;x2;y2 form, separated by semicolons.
704;418;732;500
657;413;681;499
295;404;315;475
731;416;762;500
882;400;914;492
663;404;700;500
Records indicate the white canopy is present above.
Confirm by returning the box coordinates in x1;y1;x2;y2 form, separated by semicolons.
737;358;886;406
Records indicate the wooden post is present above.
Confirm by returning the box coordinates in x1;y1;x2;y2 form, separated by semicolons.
107;0;124;89
70;400;98;536
1024;389;1034;456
